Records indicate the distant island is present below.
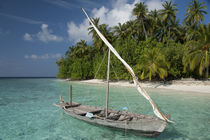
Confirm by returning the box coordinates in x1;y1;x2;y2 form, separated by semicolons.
56;0;209;81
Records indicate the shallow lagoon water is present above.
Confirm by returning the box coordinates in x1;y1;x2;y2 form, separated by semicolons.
0;78;210;139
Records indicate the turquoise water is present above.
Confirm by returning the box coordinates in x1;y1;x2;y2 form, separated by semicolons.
0;78;210;140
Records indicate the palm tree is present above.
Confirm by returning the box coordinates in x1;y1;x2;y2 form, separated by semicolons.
75;40;88;56
88;18;113;53
88;18;100;47
137;48;170;81
132;2;148;40
159;1;178;38
65;45;75;57
168;19;182;42
155;19;167;41
68;40;91;58
56;57;65;67
183;24;210;80
113;23;127;40
98;24;114;52
184;24;200;41
184;0;207;43
123;20;138;42
76;40;87;47
148;9;159;38
185;0;207;26
88;18;100;34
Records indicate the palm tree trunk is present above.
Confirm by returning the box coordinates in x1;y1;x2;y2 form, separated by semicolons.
141;19;148;39
168;26;170;38
206;64;209;80
206;50;209;80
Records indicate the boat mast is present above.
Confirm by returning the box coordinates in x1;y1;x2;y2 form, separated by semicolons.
105;48;110;118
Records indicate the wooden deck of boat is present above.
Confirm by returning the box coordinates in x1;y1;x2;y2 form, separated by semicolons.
54;102;167;137
54;102;103;115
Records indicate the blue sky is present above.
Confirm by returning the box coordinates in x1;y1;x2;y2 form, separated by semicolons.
0;0;209;77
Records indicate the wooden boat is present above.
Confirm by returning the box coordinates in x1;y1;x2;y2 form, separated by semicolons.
54;102;167;137
54;8;174;137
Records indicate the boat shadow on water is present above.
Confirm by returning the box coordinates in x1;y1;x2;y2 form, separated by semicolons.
95;123;186;139
157;125;186;139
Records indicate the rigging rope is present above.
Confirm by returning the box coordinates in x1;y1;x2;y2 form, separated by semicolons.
110;61;133;113
110;62;129;138
94;49;108;79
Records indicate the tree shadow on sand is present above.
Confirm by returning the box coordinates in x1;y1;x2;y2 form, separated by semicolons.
153;81;172;88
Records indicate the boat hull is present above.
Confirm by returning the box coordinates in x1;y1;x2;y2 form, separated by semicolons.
54;103;167;137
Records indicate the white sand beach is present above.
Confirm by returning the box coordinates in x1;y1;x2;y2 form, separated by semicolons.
78;79;210;94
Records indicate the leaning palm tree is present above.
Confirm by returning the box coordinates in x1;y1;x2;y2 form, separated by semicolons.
184;0;207;26
95;24;113;53
132;2;148;40
183;24;210;80
137;48;170;81
88;18;112;53
88;18;100;47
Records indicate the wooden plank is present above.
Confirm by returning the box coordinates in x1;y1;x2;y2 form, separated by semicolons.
106;49;111;118
69;85;72;105
66;106;102;115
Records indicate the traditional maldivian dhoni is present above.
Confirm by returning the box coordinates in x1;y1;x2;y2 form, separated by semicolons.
54;8;175;137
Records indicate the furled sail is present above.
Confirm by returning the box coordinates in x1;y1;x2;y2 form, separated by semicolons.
82;8;174;123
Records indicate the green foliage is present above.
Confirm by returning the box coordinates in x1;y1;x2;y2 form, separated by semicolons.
184;0;207;26
164;40;184;79
183;24;210;79
56;0;209;81
138;47;170;81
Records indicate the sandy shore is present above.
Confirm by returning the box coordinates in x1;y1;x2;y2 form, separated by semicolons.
78;79;210;94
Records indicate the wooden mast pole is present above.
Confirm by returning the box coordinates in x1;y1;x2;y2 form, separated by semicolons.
70;85;72;106
105;49;110;118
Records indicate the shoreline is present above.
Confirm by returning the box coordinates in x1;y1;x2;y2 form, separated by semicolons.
66;79;210;94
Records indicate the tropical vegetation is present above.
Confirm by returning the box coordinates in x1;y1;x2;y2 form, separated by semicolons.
57;0;209;81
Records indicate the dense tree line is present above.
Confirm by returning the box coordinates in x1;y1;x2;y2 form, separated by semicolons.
57;0;209;81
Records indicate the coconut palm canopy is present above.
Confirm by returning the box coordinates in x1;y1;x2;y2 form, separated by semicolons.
57;0;209;81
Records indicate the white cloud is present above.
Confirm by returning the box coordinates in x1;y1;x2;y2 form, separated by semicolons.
145;0;163;11
24;24;63;43
67;0;166;43
0;12;43;24
24;53;61;59
67;0;141;43
23;33;33;41
40;54;49;59
31;54;38;59
37;24;63;42
67;19;91;43
24;55;29;59
52;53;62;58
92;0;140;26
